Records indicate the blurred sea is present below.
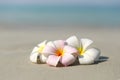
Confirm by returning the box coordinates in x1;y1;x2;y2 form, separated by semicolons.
0;5;120;28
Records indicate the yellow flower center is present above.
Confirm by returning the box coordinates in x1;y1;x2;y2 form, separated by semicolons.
55;48;64;56
78;47;85;55
38;45;45;53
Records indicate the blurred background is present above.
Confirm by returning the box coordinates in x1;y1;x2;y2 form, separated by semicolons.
0;0;120;29
1;1;120;80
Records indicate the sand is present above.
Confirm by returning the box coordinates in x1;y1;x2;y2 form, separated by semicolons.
0;26;120;80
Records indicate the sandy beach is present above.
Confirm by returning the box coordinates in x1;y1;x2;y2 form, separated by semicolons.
0;26;120;80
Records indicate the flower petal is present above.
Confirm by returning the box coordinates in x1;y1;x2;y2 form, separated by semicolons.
66;35;80;48
53;40;66;50
42;45;56;57
30;52;39;63
40;54;47;63
38;40;47;47
60;54;76;66
80;38;93;50
47;41;56;49
85;48;100;62
31;47;39;53
63;45;78;57
78;48;100;64
78;53;94;64
46;55;61;66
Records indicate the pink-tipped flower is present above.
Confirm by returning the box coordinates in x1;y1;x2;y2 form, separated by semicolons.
43;40;78;67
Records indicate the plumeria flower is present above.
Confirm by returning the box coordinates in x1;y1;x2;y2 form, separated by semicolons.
66;36;100;64
42;40;78;67
30;40;47;64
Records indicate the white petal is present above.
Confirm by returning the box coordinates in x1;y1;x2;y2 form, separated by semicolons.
31;47;39;53
30;52;39;63
85;48;100;62
47;41;56;49
78;48;100;64
38;40;47;47
80;38;93;50
78;53;94;64
66;35;80;48
30;40;48;63
40;54;47;63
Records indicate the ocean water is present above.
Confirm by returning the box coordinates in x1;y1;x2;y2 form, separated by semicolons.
0;5;120;27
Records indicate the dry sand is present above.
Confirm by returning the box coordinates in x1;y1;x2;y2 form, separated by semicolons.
0;26;120;80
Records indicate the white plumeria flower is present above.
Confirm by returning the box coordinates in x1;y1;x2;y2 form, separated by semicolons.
66;36;100;64
30;40;47;64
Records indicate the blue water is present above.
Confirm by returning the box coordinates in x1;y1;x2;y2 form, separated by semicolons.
0;5;120;27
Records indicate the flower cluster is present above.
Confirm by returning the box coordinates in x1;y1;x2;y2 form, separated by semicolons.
30;36;100;67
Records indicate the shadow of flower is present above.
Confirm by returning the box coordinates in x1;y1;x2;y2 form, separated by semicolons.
94;56;109;64
70;56;109;66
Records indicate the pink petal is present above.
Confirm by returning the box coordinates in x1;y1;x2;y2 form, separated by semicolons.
60;54;76;66
42;45;56;57
46;55;61;67
64;45;78;56
53;40;66;50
